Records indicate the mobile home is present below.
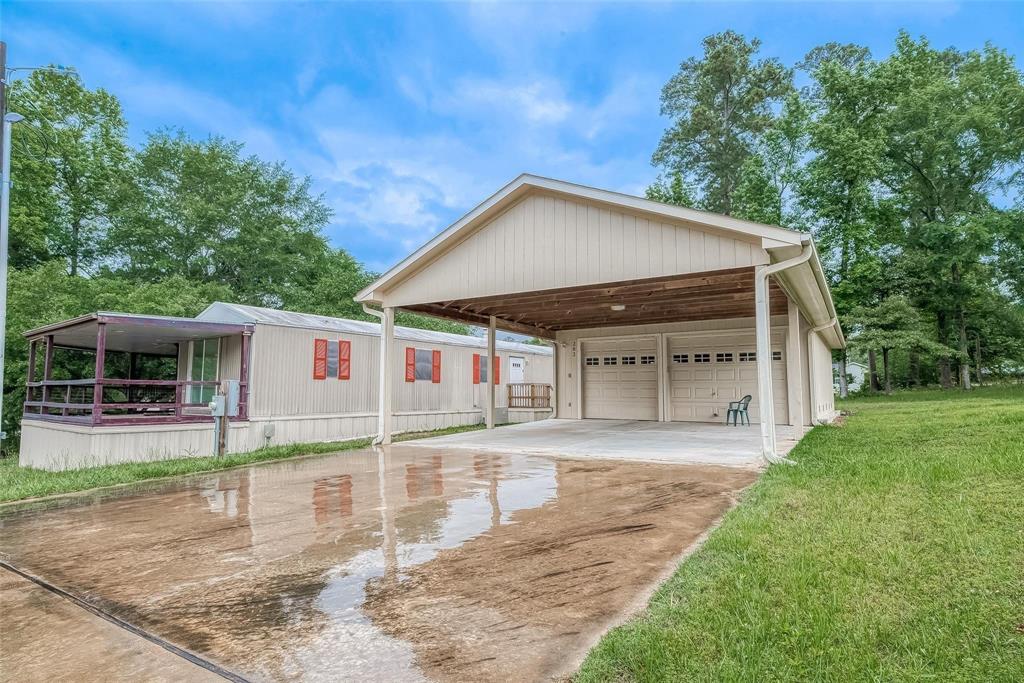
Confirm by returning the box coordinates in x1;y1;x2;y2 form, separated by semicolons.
20;303;553;470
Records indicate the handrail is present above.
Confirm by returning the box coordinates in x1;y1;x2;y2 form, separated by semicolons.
507;382;552;408
23;377;244;425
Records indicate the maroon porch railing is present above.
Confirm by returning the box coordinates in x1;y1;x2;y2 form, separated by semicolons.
23;379;237;426
507;382;552;409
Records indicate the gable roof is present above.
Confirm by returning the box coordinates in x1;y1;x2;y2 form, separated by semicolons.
197;302;551;355
355;173;806;304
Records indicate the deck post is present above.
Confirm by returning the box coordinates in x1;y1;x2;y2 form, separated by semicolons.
379;306;395;445
127;352;137;404
41;335;54;409
92;322;107;425
26;340;36;410
27;339;36;383
486;315;496;429
754;266;777;459
239;329;252;420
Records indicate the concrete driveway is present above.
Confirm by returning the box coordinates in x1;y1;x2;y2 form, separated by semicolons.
415;418;808;467
0;445;757;682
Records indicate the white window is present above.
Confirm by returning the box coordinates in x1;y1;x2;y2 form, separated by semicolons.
640;355;656;365
622;356;637;365
716;352;734;363
772;350;782;361
189;339;219;404
585;357;600;366
672;354;688;364
414;349;434;380
694;353;711;363
739;351;756;362
603;357;617;366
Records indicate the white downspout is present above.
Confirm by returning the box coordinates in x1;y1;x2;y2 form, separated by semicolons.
756;238;813;466
363;304;389;446
807;317;838;426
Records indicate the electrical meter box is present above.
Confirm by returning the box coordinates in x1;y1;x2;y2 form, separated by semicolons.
208;395;226;417
223;380;241;417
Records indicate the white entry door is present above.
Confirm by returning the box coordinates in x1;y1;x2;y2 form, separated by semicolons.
667;333;788;424
509;356;526;383
581;337;659;420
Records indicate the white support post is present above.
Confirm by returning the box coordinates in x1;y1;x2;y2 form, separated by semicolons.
786;298;804;426
486;315;496;429
379;306;395;445
754;265;777;459
549;339;559;418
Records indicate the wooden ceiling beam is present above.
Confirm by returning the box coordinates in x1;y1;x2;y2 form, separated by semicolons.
448;266;758;308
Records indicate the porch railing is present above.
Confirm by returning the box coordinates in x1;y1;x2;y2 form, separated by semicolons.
23;379;234;426
507;382;552;409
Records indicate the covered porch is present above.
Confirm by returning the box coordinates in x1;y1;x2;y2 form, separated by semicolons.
23;312;253;426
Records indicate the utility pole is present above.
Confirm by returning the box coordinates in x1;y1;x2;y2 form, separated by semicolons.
1;41;7;160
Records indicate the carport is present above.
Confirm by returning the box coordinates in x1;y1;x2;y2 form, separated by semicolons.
356;174;844;462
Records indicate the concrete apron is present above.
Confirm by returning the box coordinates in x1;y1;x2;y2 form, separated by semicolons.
0;445;758;682
413;418;809;468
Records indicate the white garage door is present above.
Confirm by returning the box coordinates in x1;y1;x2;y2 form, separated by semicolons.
667;333;788;424
581;337;659;420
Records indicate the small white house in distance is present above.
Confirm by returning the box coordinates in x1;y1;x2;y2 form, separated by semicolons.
834;360;867;393
19;302;553;470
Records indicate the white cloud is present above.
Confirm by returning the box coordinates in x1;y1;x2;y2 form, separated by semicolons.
450;78;573;124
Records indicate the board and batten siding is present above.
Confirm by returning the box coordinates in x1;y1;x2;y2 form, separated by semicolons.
382;193;770;307
248;323;553;419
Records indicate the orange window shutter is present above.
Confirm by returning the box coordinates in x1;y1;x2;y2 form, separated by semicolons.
472;353;480;384
405;347;416;382
313;339;328;380
431;350;441;383
338;340;351;380
493;355;500;385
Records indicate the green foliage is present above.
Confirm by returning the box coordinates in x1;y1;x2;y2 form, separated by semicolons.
105;130;332;305
7;70;129;274
848;295;952;366
733;92;810;225
644;171;696;208
653;31;1024;391
653;30;792;215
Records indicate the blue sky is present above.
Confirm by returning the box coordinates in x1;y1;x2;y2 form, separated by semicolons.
3;1;1022;273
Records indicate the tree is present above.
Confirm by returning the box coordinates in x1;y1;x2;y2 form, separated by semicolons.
876;34;1024;391
849;296;950;394
105;130;331;305
645;171;697;208
6;70;129;275
798;44;889;397
653;31;792;214
732;92;810;225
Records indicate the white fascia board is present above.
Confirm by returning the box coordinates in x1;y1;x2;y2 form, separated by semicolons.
356;173;806;303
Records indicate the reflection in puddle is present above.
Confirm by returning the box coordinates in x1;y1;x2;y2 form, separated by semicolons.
0;446;753;682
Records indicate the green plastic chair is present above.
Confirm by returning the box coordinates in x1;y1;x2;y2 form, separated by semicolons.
727;395;752;426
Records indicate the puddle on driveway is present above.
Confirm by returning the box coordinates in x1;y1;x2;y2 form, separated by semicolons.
0;447;756;682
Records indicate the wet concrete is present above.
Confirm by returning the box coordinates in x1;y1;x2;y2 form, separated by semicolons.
0;570;221;682
0;446;757;682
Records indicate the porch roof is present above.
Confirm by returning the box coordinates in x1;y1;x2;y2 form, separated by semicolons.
24;312;253;355
401;266;790;336
354;174;845;348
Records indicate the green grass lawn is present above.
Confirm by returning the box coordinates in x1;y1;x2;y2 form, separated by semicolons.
577;385;1024;682
0;423;489;504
